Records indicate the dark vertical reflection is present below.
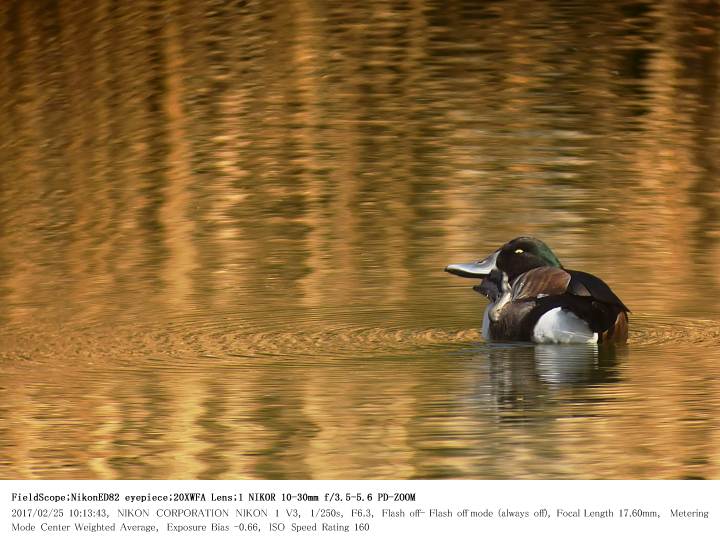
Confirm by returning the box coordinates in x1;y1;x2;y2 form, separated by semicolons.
679;2;720;289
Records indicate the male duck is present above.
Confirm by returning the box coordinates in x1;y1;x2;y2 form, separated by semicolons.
446;236;629;344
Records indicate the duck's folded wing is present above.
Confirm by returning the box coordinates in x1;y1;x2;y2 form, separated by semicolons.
512;266;571;300
566;269;630;312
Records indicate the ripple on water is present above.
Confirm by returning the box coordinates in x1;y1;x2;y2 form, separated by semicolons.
0;313;483;368
628;315;720;348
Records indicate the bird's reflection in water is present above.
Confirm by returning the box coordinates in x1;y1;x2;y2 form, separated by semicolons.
534;344;623;386
469;343;626;421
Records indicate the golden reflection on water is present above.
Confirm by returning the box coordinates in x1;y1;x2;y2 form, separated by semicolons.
0;0;719;479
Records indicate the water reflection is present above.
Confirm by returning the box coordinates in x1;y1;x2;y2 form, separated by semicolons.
0;0;719;479
463;343;621;420
534;344;621;385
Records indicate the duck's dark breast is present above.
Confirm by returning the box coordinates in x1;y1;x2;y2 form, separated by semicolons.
488;300;537;341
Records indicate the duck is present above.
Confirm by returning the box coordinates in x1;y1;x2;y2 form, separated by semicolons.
445;236;629;344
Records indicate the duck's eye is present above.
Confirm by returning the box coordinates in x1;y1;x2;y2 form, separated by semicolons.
514;248;524;254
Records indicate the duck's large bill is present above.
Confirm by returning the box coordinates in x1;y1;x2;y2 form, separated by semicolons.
445;251;498;278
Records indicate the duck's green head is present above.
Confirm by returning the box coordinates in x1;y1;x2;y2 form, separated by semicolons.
496;236;562;281
445;236;562;282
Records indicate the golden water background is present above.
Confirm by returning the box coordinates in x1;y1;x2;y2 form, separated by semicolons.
0;0;719;479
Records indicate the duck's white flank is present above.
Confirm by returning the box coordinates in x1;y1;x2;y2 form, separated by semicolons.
532;307;598;344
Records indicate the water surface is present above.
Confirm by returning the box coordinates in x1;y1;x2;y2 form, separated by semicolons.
0;0;719;479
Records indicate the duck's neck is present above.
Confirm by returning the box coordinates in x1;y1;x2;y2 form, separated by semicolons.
488;271;512;322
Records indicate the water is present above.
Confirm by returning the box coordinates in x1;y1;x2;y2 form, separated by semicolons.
0;0;718;479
